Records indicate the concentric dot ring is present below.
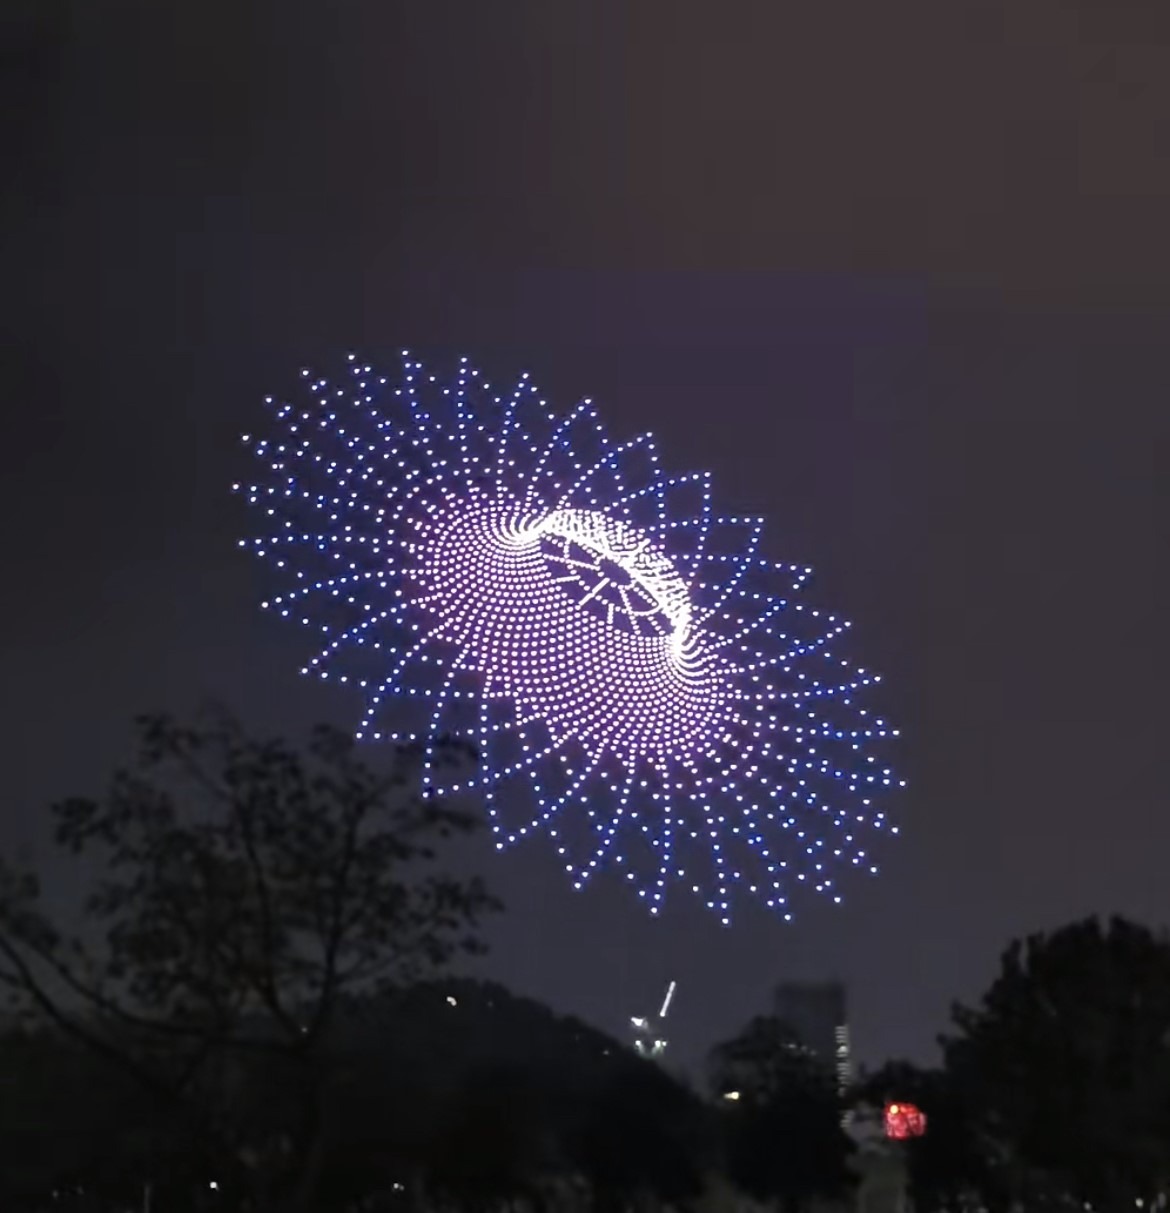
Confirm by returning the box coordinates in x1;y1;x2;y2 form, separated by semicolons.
409;495;729;761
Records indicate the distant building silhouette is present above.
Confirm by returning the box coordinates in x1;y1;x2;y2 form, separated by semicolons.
772;980;851;1094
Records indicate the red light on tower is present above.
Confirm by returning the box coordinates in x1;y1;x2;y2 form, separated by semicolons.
884;1101;926;1139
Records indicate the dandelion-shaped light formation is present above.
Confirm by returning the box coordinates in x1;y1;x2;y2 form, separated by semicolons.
237;352;902;924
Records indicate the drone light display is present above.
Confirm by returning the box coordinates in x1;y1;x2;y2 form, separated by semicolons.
237;352;901;923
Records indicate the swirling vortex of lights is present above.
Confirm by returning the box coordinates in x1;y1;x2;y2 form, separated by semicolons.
237;352;902;923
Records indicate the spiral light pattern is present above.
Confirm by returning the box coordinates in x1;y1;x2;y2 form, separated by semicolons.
237;352;901;922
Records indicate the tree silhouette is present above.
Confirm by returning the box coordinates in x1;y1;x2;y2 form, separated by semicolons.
0;1026;150;1208
710;1014;854;1213
944;915;1170;1212
318;977;713;1211
0;711;500;1212
572;1054;712;1213
860;1059;1004;1213
425;1063;557;1211
284;974;716;1211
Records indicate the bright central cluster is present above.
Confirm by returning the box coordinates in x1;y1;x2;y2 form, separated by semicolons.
408;496;727;762
238;351;901;923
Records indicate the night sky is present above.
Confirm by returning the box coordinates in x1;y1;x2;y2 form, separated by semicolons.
3;1;1167;1080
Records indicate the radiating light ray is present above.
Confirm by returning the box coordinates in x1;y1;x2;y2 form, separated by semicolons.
577;769;639;883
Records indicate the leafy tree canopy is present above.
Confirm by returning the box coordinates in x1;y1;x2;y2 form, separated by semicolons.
710;1014;854;1213
943;915;1170;1212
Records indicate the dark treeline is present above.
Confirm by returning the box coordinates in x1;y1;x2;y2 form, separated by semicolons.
0;976;717;1212
1;715;1168;1213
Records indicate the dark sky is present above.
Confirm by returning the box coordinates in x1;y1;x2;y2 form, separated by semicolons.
3;0;1167;1080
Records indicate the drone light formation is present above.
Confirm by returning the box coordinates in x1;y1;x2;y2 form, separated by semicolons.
237;352;901;923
